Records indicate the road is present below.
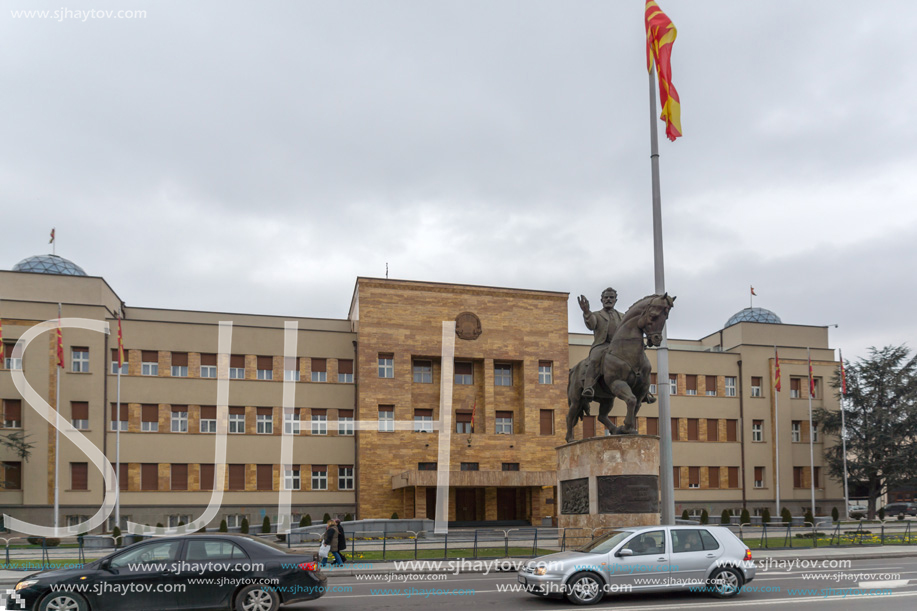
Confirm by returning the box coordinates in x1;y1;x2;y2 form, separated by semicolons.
288;556;917;610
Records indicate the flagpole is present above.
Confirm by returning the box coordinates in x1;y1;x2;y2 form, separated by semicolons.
773;346;781;517
839;349;850;519
115;348;122;530
648;63;674;525
807;347;816;518
54;303;61;531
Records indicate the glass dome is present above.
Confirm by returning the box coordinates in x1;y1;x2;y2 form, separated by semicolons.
725;307;782;327
12;254;87;276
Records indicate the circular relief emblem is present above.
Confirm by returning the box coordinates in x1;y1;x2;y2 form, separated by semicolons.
455;312;482;340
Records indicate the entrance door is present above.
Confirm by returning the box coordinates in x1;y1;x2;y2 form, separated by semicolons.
425;487;437;520
497;488;518;520
456;488;477;521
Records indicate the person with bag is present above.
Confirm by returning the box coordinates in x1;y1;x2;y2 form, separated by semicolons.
321;520;343;567
334;518;347;563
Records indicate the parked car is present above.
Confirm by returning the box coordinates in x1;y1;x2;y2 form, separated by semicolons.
13;534;326;611
518;525;755;605
882;502;917;517
848;505;867;513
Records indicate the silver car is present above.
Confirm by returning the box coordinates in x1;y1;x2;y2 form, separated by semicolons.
518;525;755;605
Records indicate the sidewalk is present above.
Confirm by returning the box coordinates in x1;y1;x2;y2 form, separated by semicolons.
3;544;917;584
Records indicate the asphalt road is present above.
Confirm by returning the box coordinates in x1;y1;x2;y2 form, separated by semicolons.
288;556;917;611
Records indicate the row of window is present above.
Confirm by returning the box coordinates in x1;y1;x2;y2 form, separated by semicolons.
671;465;822;490
377;406;557;436
26;463;355;493
645;374;823;399
100;513;320;532
381;355;555;385
417;462;520;471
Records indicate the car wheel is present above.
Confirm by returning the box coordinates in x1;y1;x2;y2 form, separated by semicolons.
235;585;280;611
565;572;604;605
707;566;744;598
39;593;88;611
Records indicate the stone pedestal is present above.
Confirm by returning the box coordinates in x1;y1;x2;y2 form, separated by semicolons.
557;435;660;545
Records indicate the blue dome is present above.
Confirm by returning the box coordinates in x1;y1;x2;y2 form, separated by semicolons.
12;254;87;276
725;307;782;327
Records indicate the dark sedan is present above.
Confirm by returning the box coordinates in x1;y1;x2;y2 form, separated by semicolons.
13;534;326;611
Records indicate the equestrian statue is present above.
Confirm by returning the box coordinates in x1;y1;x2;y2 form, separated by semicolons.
566;291;676;442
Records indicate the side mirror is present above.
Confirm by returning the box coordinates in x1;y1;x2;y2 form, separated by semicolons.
100;559;112;571
616;548;634;557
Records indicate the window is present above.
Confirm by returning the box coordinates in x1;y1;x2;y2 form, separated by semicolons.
256;464;272;491
311;410;328;435
725;377;737;397
687;418;699;441
812;378;820;399
752;420;763;442
726;419;737;442
70;402;88;430
309;358;326;382
751;376;762;397
110;404;128;431
199;464;215;491
226;514;244;529
646;417;659;436
669;374;677;395
671;417;681;441
540;410;554;435
649;373;657;394
168;514;191;528
705;375;717;396
200;353;217;378
583;415;595;438
413;360;432;384
378;353;394;378
728;466;739;488
69;462;88;490
791;421;801;442
707;419;719;442
454;361;473;385
256;408;273;434
229;407;245;434
793;466;804;488
626;530;667;556
456;411;472;434
170;353;188;377
229;355;245;379
685;375;697;395
283;467;300;491
228;464;245;491
538;361;553;384
107;514;130;531
495;411;513;435
4;346;22;370
171;407;188;433
311;466;327;490
688;466;700;488
673;466;680;488
1;461;22;490
110;349;128;374
338;359;354;383
283;409;301;435
256;356;273;380
284;357;301;382
3;400;22;428
171;464;188;491
502;462;520;471
418;462;437;470
141;351;158;376
378;406;394;432
791;378;801;399
494;363;512;386
708;466;720;488
200;406;217;433
460;462;479;471
71;347;89;373
338;465;354;490
413;409;433;433
338;410;354;435
754;466;765;489
812;422;819;443
141;405;159;432
814;466;821;488
141;463;159;491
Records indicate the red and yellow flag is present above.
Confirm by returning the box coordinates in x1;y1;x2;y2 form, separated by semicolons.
808;354;816;397
56;317;64;368
774;349;782;391
645;0;682;141
117;310;125;368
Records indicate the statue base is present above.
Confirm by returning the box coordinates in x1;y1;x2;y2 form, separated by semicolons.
557;435;660;547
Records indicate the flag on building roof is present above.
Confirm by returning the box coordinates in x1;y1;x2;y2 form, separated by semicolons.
117;310;125;368
56;316;64;368
50;228;55;244
774;348;782;391
645;0;682;141
808;353;816;397
751;286;757;296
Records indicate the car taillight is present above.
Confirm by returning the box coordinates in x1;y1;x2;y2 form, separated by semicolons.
744;549;752;561
299;562;317;571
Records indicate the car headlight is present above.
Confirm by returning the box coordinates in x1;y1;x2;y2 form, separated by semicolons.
534;567;547;576
15;580;38;591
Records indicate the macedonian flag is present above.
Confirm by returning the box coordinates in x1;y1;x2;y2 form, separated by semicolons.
645;1;682;141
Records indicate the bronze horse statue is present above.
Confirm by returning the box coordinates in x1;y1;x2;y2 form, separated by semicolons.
565;293;675;442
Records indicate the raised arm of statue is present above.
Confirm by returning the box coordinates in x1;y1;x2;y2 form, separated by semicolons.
578;295;597;331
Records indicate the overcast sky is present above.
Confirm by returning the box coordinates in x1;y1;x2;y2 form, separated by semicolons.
2;0;915;364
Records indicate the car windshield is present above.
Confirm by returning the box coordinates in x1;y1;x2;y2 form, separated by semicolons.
577;530;632;554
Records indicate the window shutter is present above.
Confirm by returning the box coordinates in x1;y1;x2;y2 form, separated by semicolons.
646;417;659;436
71;402;89;421
230;355;245;368
119;463;129;491
686;375;697;392
171;405;188;413
111;404;128;422
708;466;720;488
583;416;595;438
256;407;273;416
200;406;217;419
495;410;512;419
141;405;158;422
728;467;740;488
141;351;158;362
707;419;719;441
705;375;717;392
338;359;353;374
201;353;217;366
228;464;245;490
171;353;188;367
311;358;326;372
256;465;272;491
689;467;700;486
671;417;680;441
257;356;273;370
200;464;215;491
687;418;698;440
455;362;473;375
71;463;88;490
311;408;328;416
726;419;737;441
339;409;353;418
141;464;158;490
540;410;554;435
4;400;22;422
171;464;188;490
229;406;245;415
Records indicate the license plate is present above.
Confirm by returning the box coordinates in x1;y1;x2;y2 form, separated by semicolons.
518;575;526;584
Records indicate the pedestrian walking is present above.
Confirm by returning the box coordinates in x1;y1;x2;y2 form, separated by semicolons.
334;518;347;563
322;520;344;567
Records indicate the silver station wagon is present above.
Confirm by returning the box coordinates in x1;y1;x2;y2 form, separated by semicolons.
518;525;755;605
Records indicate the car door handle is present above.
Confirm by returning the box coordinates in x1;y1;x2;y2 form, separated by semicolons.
657;557;667;562
706;554;716;558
